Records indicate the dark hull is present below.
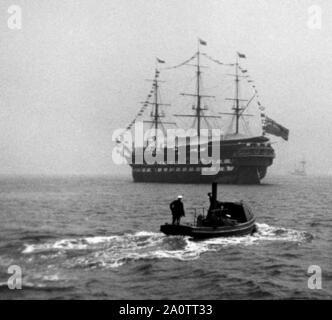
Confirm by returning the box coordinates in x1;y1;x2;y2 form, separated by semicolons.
132;165;267;184
160;219;256;239
129;136;274;185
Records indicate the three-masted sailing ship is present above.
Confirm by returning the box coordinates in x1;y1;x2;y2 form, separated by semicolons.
116;40;289;184
292;159;306;176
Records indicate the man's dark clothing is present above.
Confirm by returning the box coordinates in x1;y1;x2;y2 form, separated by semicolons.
170;199;185;225
207;194;214;215
207;194;221;214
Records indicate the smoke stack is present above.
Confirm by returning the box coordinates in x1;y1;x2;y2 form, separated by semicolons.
212;182;218;207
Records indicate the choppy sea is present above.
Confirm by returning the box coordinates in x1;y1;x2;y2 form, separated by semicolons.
0;174;331;299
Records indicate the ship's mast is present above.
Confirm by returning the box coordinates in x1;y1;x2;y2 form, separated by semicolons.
196;46;202;137
153;70;160;140
143;68;172;147
222;53;251;134
175;40;219;138
300;159;306;173
179;47;205;137
235;56;240;134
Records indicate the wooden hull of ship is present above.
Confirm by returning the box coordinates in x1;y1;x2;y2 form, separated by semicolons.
129;136;274;185
131;165;268;184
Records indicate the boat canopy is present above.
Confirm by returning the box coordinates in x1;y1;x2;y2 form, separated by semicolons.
218;201;253;223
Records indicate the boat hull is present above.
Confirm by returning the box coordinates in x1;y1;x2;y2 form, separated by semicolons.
160;219;256;239
132;165;267;184
129;136;274;185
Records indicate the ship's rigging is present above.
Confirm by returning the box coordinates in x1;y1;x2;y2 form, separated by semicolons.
140;67;175;147
173;42;221;138
117;40;288;144
115;40;289;184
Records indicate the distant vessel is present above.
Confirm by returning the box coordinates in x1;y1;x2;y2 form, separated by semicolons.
117;41;289;184
292;159;306;176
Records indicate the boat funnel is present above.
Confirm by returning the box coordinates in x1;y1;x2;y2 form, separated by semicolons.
212;182;218;207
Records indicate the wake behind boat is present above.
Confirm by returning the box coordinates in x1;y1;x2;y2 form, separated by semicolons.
160;182;256;239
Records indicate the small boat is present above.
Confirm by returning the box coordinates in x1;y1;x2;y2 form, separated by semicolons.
160;182;256;239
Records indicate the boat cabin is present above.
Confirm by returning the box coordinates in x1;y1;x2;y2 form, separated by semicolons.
197;201;253;227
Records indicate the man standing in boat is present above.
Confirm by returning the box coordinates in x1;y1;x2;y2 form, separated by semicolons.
170;195;185;225
207;192;214;216
207;192;222;220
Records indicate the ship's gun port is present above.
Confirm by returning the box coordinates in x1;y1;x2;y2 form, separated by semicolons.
236;143;275;157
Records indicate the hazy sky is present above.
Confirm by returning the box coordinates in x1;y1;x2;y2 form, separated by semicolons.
0;0;331;175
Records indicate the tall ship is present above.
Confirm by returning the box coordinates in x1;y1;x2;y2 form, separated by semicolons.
291;159;306;176
116;41;289;184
